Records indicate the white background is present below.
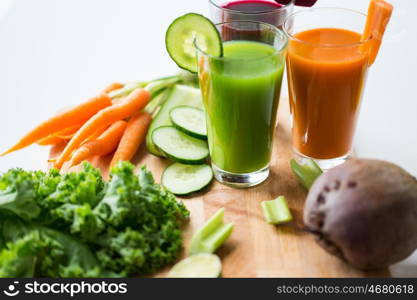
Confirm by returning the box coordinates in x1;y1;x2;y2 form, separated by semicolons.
0;0;415;277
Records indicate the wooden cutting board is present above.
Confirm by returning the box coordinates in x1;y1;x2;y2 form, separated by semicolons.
50;98;389;278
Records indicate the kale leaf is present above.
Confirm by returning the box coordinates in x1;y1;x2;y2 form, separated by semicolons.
0;168;42;220
94;163;189;275
0;162;189;277
0;217;101;277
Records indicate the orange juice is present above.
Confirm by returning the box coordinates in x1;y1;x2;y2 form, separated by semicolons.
286;27;370;159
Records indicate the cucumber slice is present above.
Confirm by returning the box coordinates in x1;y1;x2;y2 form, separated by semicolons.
162;163;213;195
152;126;209;164
167;253;222;278
170;106;207;140
146;85;203;156
166;13;223;73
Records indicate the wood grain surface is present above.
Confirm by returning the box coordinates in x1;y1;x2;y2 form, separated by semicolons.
50;98;389;278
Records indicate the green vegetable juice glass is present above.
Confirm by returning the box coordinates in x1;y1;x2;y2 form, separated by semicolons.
196;21;287;187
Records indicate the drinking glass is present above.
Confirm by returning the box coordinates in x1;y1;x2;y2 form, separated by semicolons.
196;21;287;187
284;8;373;170
209;0;294;29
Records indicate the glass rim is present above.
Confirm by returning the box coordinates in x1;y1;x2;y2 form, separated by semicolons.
283;7;372;48
209;0;295;15
194;20;288;61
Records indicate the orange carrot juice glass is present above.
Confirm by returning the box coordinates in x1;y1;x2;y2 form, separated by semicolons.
284;8;373;169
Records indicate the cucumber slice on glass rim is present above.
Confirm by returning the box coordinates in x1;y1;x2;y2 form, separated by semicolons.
165;13;223;73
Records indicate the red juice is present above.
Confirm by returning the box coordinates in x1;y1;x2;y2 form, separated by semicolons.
276;0;317;7
218;0;291;41
223;0;283;13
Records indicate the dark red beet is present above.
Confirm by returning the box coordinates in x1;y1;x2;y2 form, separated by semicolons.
304;159;417;270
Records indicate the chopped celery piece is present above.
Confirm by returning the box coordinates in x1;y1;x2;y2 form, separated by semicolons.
146;85;203;156
167;253;222;278
261;196;293;225
189;208;234;255
290;159;323;190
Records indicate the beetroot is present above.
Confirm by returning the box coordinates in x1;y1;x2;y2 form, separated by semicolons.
304;159;417;270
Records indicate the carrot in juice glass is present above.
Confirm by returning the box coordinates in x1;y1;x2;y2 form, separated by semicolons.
284;3;392;169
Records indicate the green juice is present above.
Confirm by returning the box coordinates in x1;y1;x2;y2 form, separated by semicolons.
201;40;285;174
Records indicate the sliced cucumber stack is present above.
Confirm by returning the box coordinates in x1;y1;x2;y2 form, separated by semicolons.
162;163;213;195
146;85;203;156
152;126;209;164
170;106;207;140
167;253;222;278
165;13;223;73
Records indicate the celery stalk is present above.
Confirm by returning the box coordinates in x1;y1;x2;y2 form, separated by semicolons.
261;196;293;225
145;76;181;98
109;75;180;99
189;208;234;256
290;159;323;190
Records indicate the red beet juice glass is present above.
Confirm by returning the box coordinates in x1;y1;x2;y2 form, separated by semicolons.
209;0;295;30
209;0;295;41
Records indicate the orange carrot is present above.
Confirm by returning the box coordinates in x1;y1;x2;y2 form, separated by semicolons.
55;132;77;140
110;112;152;169
362;0;393;65
37;123;84;145
68;120;127;167
54;88;150;169
1;94;112;156
38;136;66;146
80;124;110;146
103;82;124;94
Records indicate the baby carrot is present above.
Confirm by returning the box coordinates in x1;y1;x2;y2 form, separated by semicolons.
362;0;393;65
68;120;127;167
1;94;112;156
110;112;152;169
54;88;150;169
